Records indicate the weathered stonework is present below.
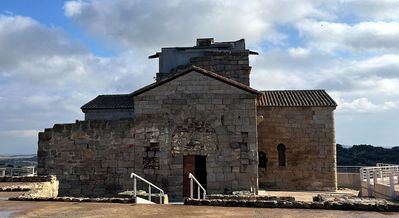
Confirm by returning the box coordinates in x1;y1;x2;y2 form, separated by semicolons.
38;70;258;199
172;51;252;86
257;107;337;191
38;38;338;200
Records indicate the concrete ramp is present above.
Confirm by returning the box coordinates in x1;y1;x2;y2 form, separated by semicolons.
135;196;156;204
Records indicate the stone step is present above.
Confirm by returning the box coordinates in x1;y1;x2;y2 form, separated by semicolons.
135;196;155;204
119;190;169;204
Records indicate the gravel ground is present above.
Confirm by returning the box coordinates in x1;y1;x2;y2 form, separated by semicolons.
1;192;398;218
0;199;398;217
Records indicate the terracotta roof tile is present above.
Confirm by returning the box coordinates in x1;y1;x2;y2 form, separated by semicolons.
257;90;337;107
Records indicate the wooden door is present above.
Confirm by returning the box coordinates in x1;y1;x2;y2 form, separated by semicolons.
183;155;195;197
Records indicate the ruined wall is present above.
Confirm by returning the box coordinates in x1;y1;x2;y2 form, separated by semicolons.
38;71;258;199
257;107;337;191
134;71;258;198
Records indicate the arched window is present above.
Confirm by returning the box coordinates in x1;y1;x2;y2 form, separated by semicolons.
277;144;286;167
258;151;268;168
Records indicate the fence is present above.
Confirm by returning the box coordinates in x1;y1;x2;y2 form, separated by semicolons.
360;163;399;200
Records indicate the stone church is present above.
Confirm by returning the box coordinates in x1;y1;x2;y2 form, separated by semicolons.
37;38;337;200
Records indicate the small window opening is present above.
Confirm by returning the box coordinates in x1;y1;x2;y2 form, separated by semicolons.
258;151;268;168
277;144;286;167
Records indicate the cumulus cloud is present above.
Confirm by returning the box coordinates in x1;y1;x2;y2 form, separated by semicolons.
316;54;399;96
340;0;399;21
63;0;333;50
338;97;398;112
2;0;399;153
0;14;156;154
1;130;39;138
297;20;399;52
0;15;85;69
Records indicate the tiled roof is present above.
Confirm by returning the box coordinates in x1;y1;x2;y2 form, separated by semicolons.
257;90;337;107
131;66;261;96
81;94;134;110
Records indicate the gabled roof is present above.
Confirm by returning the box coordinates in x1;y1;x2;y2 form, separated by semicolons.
81;94;134;110
131;66;261;96
257;90;337;107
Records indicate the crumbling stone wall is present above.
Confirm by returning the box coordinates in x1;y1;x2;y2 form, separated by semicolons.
38;70;258;199
257;107;337;191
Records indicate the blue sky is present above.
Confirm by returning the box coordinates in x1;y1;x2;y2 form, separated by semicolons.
1;0;399;154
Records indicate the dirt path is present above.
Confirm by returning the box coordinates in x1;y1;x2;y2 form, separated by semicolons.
0;200;397;218
0;192;398;218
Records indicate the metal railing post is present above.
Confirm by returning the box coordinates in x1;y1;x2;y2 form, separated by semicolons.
390;172;395;199
148;185;151;201
130;172;165;204
188;173;206;200
197;186;200;199
190;177;193;198
133;176;137;199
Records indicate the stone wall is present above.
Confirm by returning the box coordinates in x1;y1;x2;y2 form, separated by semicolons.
38;70;258;199
160;51;251;86
189;51;251;86
257;106;336;191
134;71;258;198
38;120;137;197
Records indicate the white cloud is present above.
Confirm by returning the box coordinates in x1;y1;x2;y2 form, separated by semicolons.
297;20;399;52
0;14;157;154
340;0;399;21
2;0;399;153
64;0;88;17
63;0;333;50
1;130;39;138
338;97;398;112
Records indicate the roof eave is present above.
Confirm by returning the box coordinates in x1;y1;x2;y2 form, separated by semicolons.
131;66;261;96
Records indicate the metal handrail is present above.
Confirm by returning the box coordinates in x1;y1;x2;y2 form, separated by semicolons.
188;173;206;199
377;163;399;167
130;172;165;204
0;166;36;177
